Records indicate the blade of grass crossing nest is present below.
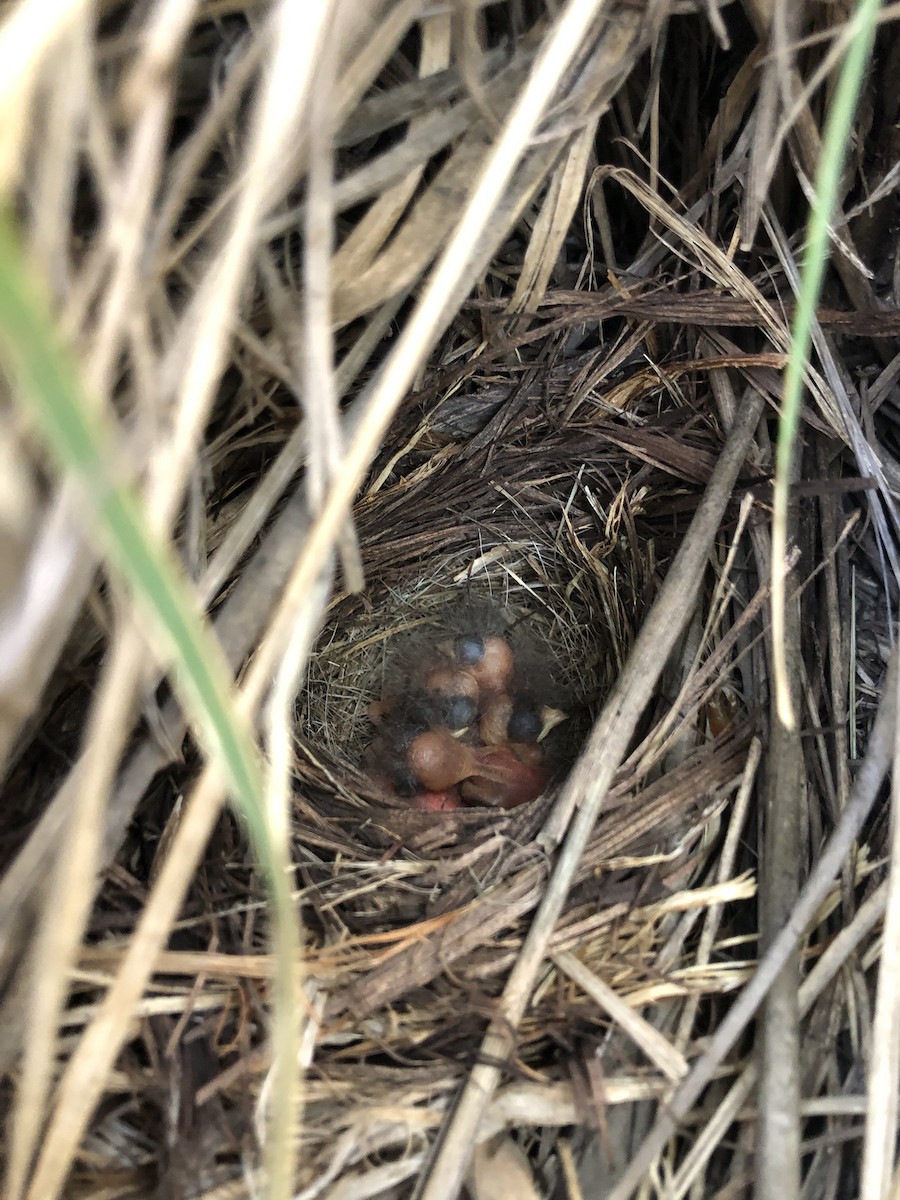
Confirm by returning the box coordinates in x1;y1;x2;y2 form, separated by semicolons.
772;0;879;729
302;7;349;526
17;264;395;1200
23;503;339;1200
0;275;404;1004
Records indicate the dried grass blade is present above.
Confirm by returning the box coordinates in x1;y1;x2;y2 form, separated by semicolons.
552;951;688;1081
507;125;595;315
0;0;92;188
331;13;452;289
740;1;799;248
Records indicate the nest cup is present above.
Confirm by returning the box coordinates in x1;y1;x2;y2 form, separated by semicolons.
299;456;656;836
290;358;734;876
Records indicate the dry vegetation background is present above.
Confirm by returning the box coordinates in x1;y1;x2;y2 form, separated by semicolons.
0;1;899;1198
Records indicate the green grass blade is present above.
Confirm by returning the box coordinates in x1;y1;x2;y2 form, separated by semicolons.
0;209;299;1186
0;211;265;853
772;0;880;727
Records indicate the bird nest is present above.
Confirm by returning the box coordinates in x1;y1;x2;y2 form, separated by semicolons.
69;355;757;1200
212;369;755;1195
299;390;737;829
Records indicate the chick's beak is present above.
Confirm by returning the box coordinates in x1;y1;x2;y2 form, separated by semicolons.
537;706;568;741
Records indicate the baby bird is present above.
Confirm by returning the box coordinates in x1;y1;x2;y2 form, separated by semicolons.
363;612;572;815
479;693;568;746
405;728;523;793
424;665;480;733
460;744;549;809
364;758;462;810
364;689;438;793
443;632;514;695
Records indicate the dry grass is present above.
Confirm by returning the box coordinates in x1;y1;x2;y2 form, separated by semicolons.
0;1;899;1198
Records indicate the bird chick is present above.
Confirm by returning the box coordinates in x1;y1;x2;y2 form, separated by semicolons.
480;693;568;746
365;761;462;811
405;728;523;793
424;666;479;733
460;744;548;809
443;632;514;695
